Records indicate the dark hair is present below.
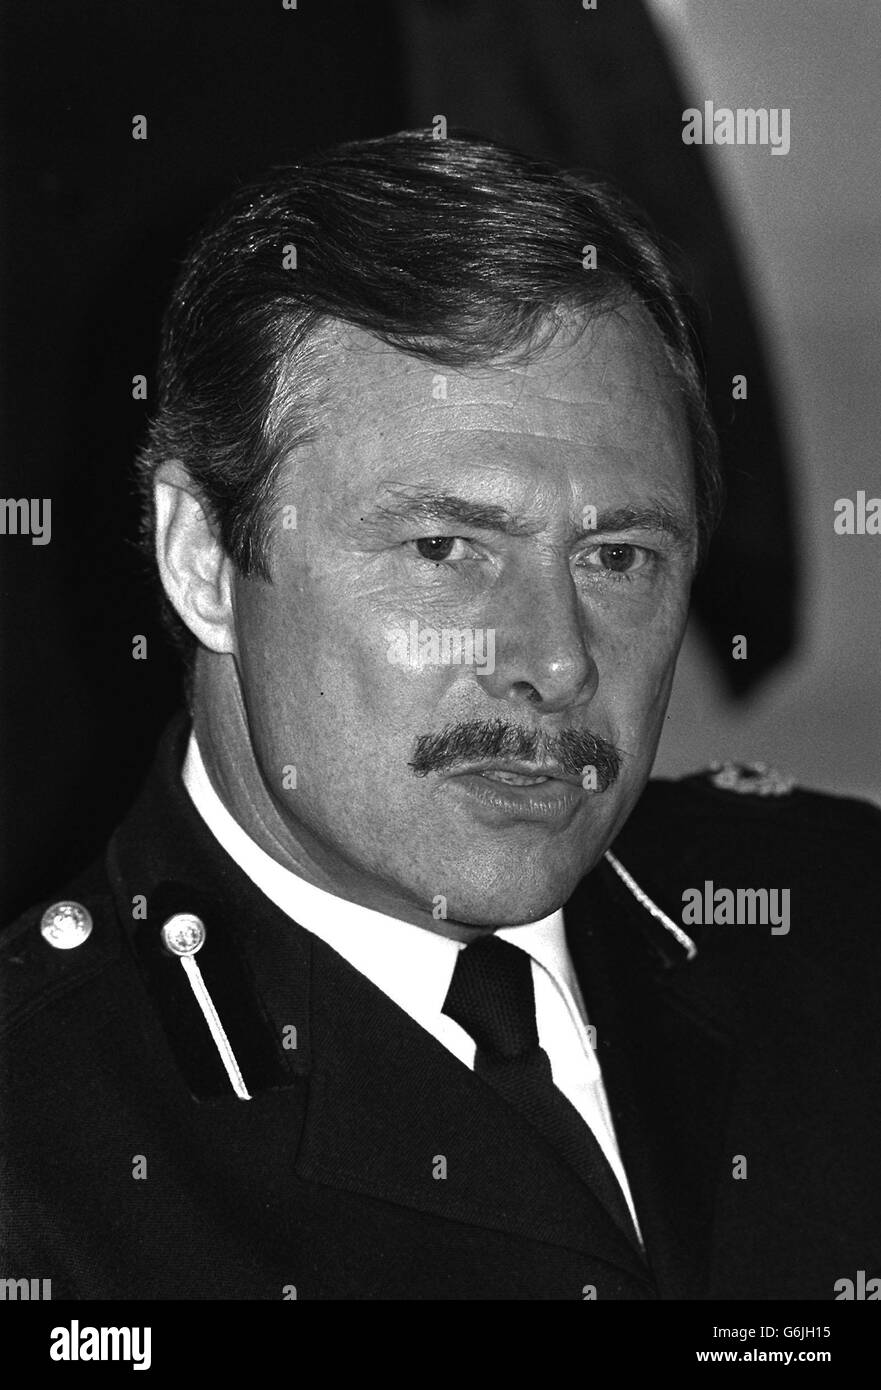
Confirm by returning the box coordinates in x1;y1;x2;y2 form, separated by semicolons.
136;129;722;660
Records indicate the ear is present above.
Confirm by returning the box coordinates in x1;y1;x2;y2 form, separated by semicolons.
153;460;237;654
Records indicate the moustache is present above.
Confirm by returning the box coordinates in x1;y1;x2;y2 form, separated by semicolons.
408;717;624;790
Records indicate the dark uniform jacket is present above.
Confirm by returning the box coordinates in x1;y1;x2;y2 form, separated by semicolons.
2;717;880;1300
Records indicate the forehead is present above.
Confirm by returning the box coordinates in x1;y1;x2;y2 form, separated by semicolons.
289;304;693;508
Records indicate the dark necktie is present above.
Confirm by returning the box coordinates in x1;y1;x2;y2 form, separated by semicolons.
442;932;642;1251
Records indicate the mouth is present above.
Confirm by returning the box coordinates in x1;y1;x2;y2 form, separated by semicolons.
441;761;591;825
460;762;585;788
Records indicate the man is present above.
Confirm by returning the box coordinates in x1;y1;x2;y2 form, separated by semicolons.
1;132;879;1301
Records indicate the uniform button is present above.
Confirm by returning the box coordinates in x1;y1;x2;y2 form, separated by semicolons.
161;912;207;957
40;901;93;950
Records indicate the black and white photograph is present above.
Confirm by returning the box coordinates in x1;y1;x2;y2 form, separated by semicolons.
1;0;879;1347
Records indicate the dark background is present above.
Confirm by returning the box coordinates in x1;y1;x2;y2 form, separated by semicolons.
0;0;798;921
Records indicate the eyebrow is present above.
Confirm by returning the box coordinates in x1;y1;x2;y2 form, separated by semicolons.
359;487;693;544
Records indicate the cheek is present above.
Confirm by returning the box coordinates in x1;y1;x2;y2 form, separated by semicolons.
236;576;452;762
593;597;687;742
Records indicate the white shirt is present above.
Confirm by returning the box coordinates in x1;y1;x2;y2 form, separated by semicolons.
182;733;641;1235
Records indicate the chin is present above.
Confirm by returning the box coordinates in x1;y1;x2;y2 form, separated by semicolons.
429;812;619;927
444;870;587;929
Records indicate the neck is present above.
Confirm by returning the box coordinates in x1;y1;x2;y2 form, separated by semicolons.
189;652;489;942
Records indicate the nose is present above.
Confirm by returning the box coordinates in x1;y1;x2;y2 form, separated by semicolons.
478;558;599;715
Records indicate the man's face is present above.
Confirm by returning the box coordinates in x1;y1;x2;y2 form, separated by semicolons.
231;305;697;926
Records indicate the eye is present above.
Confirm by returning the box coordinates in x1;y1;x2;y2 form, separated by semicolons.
412;536;469;563
579;543;652;577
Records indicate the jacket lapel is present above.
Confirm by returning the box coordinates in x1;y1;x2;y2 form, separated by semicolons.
565;855;740;1298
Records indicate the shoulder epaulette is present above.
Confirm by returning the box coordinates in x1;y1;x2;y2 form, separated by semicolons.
691;760;796;798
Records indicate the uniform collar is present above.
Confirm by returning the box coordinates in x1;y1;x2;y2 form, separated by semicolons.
181;728;583;1062
107;713;311;1097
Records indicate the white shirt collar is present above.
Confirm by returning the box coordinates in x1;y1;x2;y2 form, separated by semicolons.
181;732;572;1033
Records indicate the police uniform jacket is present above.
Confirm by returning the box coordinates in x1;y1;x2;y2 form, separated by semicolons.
2;717;880;1300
